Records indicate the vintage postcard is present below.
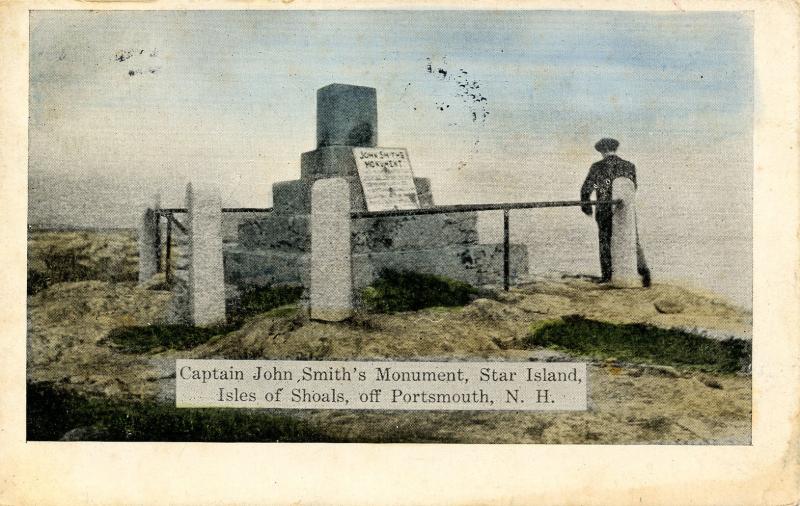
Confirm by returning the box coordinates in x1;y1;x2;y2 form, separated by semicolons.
2;1;799;505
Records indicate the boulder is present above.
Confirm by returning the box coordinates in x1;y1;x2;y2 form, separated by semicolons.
654;298;686;314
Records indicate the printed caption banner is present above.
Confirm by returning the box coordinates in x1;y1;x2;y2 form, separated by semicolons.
176;360;588;411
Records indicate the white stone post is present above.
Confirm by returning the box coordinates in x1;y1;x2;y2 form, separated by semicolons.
186;183;226;326
138;207;159;283
310;178;353;321
611;177;639;287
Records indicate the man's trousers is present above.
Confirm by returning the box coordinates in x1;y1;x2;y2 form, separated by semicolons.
596;212;649;282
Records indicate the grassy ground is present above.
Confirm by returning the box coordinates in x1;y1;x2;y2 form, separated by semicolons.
28;229;138;295
526;315;751;373
103;324;231;354
104;271;469;354
27;229;753;443
361;269;478;313
27;382;338;442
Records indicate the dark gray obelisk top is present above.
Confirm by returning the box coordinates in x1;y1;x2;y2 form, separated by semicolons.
316;84;377;148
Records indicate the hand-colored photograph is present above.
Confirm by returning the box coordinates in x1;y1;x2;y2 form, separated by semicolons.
27;10;752;443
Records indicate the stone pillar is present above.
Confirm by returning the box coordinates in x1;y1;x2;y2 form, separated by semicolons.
186;183;226;326
138;207;158;283
310;178;353;321
611;177;639;288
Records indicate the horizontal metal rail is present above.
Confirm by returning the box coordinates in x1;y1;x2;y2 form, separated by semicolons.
223;207;273;213
156;207;273;215
350;199;620;219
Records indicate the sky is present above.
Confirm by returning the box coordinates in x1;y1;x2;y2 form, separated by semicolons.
29;10;753;216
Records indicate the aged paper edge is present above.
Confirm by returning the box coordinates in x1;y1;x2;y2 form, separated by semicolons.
1;1;798;505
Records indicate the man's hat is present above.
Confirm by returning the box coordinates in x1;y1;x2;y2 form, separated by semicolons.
594;138;620;153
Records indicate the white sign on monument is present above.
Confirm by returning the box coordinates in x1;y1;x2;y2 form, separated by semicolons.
353;147;420;212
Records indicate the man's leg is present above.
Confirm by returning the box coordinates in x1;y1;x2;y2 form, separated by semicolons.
597;214;612;282
635;221;651;287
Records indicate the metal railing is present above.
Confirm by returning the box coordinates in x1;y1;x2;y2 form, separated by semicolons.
154;207;273;283
152;199;618;290
351;199;621;291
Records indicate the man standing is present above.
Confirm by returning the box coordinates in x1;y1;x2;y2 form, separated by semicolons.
580;138;651;287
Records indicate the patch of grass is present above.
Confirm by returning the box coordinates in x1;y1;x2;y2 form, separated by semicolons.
361;269;478;313
26;382;339;442
27;269;49;296
640;416;672;433
104;324;230;354
106;285;303;354
229;284;304;325
525;315;751;373
262;305;301;318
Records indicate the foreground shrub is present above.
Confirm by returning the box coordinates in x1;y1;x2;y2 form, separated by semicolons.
525;315;751;373
361;269;477;313
27;382;338;442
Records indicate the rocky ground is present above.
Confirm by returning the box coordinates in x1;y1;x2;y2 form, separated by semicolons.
27;247;752;443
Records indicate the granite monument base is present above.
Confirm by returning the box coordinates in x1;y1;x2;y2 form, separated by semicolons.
224;242;528;296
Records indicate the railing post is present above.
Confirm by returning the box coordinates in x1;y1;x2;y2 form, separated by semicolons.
165;214;173;284
503;209;510;291
153;194;162;273
310;178;353;321
610;178;639;287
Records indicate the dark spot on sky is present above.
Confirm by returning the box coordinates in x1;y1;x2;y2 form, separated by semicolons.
128;70;135;76
424;57;490;123
115;48;159;63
